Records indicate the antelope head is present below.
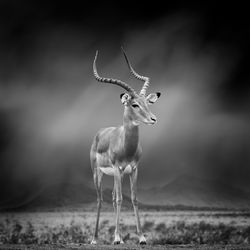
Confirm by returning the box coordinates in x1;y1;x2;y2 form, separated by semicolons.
93;48;161;125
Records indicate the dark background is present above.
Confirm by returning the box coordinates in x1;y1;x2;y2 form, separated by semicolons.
0;1;250;208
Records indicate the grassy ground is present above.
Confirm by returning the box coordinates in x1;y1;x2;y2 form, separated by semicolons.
0;210;250;248
1;243;250;250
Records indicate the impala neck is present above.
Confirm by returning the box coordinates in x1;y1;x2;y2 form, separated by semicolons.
122;106;139;153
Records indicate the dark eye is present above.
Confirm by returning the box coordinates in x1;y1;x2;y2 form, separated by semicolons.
132;104;140;109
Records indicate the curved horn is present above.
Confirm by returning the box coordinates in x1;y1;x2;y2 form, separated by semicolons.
121;47;150;96
93;51;136;96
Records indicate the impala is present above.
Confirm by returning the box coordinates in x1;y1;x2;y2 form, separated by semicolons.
90;48;161;245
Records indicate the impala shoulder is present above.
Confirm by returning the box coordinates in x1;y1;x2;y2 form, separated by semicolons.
108;126;123;142
137;144;142;154
95;127;116;153
135;144;142;159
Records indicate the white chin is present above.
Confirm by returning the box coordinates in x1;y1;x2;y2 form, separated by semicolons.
132;121;140;126
144;121;155;125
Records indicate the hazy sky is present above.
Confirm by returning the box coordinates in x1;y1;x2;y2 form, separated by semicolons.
0;2;250;206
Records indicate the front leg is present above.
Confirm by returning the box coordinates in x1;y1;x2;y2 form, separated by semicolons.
113;167;123;244
130;167;146;244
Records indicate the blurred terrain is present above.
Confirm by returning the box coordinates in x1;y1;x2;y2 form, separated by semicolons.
0;210;250;246
138;174;250;209
1;174;250;211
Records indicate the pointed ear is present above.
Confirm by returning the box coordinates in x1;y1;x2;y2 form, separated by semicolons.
120;93;131;105
146;92;161;104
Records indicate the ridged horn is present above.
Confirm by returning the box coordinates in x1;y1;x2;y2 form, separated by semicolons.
93;51;136;96
121;47;150;96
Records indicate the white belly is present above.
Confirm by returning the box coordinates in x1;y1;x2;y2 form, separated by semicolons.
100;165;134;176
100;167;115;176
122;165;133;174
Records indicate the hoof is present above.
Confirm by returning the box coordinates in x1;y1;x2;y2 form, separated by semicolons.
113;234;122;245
90;239;97;244
139;235;147;245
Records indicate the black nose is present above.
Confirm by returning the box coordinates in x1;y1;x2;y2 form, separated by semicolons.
151;117;157;122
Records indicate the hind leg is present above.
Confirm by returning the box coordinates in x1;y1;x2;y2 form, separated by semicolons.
90;156;103;244
113;167;123;244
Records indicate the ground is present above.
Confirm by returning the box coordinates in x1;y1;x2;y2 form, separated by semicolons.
1;244;250;250
0;210;250;249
